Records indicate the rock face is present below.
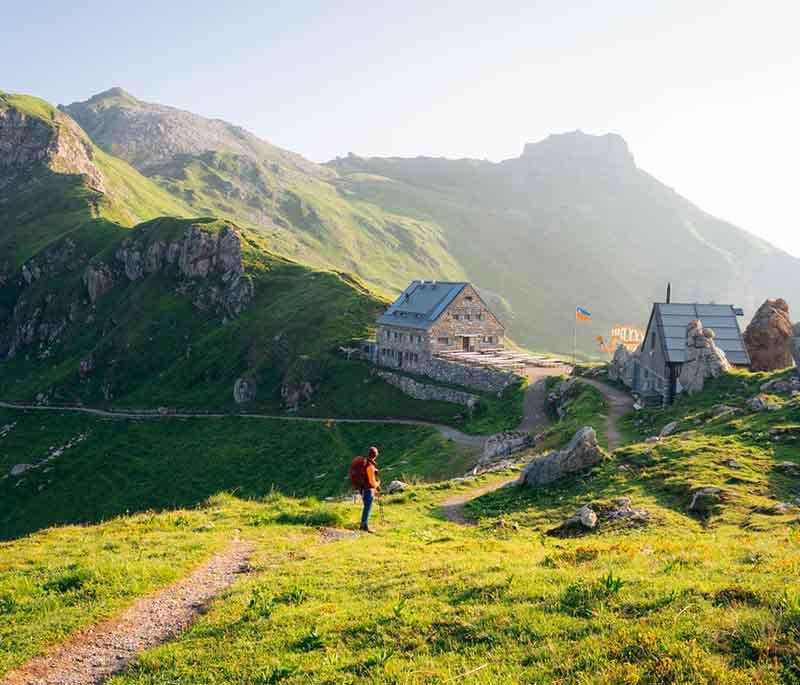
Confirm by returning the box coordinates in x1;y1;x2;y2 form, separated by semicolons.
0;96;105;193
678;320;731;395
282;380;315;411
744;299;795;371
233;376;257;404
83;263;115;304
110;223;254;317
480;431;535;465
518;426;604;487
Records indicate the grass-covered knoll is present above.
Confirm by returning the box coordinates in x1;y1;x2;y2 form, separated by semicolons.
0;406;476;540
540;375;608;449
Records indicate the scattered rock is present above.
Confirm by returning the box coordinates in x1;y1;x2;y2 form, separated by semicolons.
386;480;407;494
678;320;731;395
233;376;257;404
725;459;744;470
576;505;598;528
645;436;660;445
10;463;33;477
710;404;738;418
760;377;800;394
480;431;534;465
774;462;800;477
689;487;727;516
518;427;604;487
78;356;94;379
746;394;781;412
659;421;678;438
743;299;795;372
281;380;315;411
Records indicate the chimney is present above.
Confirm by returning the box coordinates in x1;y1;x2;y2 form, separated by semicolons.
666;283;672;304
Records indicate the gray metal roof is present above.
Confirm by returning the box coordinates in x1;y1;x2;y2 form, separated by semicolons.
651;303;751;366
376;281;468;330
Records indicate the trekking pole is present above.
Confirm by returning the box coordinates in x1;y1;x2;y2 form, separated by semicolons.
378;493;386;526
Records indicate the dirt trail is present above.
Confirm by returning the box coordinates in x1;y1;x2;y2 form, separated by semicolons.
0;401;484;451
575;377;634;451
440;376;635;524
1;540;252;685
440;378;554;523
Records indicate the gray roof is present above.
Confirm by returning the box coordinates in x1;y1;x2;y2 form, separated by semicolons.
650;303;751;366
377;281;469;330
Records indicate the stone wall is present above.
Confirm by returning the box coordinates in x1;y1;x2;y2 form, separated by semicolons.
376;371;479;408
428;284;505;354
388;356;518;394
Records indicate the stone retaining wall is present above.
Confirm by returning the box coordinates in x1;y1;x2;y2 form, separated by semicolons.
382;357;518;395
376;371;479;408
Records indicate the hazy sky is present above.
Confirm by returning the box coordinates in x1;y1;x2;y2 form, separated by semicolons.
6;0;799;255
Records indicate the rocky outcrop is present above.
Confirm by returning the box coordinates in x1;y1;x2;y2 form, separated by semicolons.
518;426;604;487
608;344;638;387
233;376;257;404
746;394;781;412
744;299;795;371
376;371;479;408
547;497;649;536
282;380;315;411
0;96;105;193
678;320;731;395
83;262;115;304
480;431;534;465
110;223;254;317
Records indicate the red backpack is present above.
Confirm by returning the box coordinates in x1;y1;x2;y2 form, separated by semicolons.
350;455;369;491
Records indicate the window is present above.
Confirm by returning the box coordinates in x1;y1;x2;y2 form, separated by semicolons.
453;314;460;320
650;332;656;351
438;337;450;345
465;296;473;302
465;314;471;321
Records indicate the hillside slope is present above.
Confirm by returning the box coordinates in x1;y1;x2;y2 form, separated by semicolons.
330;133;800;354
2;366;799;682
0;91;486;428
62;89;466;296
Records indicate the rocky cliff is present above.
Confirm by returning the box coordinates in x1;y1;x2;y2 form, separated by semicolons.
0;93;105;194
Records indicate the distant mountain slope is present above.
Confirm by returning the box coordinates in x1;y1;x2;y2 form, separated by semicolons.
330;133;800;353
62;89;465;296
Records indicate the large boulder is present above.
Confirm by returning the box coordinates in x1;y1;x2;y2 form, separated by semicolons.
678;320;731;395
608;344;630;383
744;299;795;371
233;376;257;404
518;426;604;487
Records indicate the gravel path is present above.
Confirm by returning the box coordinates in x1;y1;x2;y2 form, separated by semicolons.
440;378;554;524
575;377;634;451
1;540;252;685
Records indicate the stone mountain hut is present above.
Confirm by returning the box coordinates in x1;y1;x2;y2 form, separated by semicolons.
635;302;751;404
373;281;505;371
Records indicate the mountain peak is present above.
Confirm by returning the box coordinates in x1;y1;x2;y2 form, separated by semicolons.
521;131;634;168
85;87;139;105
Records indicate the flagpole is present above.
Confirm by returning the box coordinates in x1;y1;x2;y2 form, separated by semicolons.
572;309;577;368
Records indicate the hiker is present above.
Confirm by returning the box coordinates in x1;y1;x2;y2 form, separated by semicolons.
350;446;381;532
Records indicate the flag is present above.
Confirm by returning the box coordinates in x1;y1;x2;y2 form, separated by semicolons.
575;306;591;321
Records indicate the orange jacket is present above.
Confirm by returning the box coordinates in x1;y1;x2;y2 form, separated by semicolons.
366;460;380;490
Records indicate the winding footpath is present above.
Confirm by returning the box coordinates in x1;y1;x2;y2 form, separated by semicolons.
1;540;252;685
440;377;634;523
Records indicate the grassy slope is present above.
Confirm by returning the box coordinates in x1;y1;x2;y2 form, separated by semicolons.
0;406;476;540
1;368;799;682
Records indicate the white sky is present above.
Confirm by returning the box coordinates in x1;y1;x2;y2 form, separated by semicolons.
7;0;800;255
